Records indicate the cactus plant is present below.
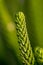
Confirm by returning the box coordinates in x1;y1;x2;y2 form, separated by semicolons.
15;12;35;65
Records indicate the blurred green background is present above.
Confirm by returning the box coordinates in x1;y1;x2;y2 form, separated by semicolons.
0;0;43;65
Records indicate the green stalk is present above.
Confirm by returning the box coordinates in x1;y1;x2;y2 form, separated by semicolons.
0;0;22;65
15;12;35;65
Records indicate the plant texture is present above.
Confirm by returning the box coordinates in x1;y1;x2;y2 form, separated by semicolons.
15;12;35;65
34;47;43;65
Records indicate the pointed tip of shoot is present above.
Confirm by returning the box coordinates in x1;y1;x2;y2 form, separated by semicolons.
15;12;25;23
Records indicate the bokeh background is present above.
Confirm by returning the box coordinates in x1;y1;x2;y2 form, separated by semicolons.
0;0;43;65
